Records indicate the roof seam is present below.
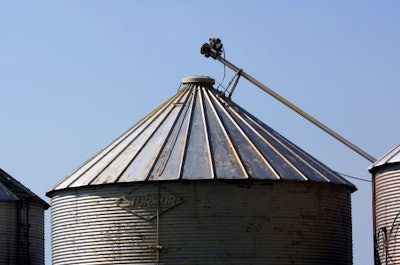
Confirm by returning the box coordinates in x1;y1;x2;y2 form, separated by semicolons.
47;79;355;192
220;98;282;180
250;112;343;183
89;90;181;185
146;88;192;179
117;91;189;183
229;106;306;181
177;85;196;179
242;111;333;183
205;89;249;179
200;86;215;179
55;88;187;190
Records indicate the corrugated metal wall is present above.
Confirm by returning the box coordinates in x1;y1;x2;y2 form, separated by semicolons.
51;180;352;265
0;201;46;265
373;164;400;265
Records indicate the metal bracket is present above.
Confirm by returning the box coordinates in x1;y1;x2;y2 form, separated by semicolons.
221;69;242;98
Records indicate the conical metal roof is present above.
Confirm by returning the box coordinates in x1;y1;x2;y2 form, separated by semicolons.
48;76;355;194
0;168;50;208
369;144;400;173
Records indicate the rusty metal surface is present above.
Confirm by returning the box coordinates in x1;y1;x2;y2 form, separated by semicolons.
50;180;353;265
0;201;46;265
47;76;355;195
369;144;400;172
373;163;400;264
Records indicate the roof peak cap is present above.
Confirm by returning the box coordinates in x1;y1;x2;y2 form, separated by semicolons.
182;76;215;85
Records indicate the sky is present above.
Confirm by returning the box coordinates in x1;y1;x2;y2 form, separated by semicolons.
0;1;399;264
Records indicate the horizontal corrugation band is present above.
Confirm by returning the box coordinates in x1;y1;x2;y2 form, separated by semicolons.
51;181;352;264
374;168;400;263
0;202;45;265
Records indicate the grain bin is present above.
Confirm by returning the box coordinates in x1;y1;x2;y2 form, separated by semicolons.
47;76;356;265
369;144;400;265
0;168;50;265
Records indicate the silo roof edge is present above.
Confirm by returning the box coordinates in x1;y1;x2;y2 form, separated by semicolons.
0;168;50;208
368;144;400;172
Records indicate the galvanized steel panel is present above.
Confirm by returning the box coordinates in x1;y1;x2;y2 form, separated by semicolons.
50;181;352;264
0;169;49;265
51;187;158;264
0;202;17;264
0;201;46;265
373;164;400;264
29;206;46;264
47;77;355;195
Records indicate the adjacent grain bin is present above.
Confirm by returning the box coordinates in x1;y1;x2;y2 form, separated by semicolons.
369;144;400;265
47;76;357;265
0;168;50;265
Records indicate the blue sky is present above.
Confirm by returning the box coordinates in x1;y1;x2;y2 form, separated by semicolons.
1;1;399;264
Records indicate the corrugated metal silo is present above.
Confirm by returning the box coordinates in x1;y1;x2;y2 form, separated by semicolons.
369;144;400;265
0;168;50;265
47;76;356;265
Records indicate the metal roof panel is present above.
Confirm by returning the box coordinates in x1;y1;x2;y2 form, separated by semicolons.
369;144;400;172
47;76;356;195
0;168;50;208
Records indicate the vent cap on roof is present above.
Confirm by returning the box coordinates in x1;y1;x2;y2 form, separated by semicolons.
182;76;215;85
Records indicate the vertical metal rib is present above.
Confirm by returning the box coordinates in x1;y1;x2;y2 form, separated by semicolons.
93;89;187;184
237;108;333;182
118;89;192;182
200;86;215;179
203;89;249;179
47;76;356;193
177;86;196;179
227;105;309;181
146;88;193;180
208;90;282;180
62;88;188;188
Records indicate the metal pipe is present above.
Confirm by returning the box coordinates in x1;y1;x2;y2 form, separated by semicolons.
202;40;376;163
